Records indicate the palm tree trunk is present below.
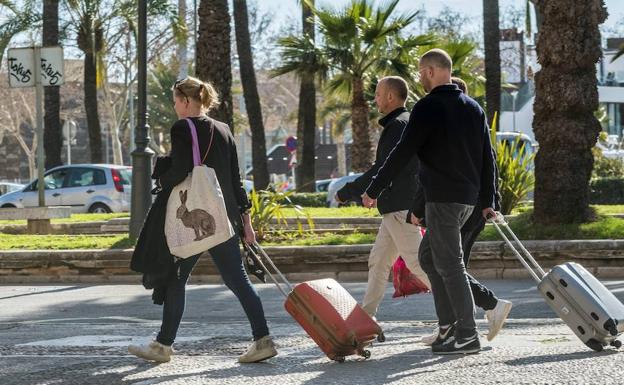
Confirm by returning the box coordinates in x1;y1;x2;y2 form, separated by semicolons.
483;0;501;129
177;0;188;79
43;0;62;169
351;76;371;172
196;0;234;130
84;50;103;163
295;0;316;192
233;0;270;190
532;0;607;224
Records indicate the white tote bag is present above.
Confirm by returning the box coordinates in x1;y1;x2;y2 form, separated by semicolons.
165;118;235;258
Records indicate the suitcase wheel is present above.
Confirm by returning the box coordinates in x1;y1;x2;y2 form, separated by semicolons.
377;332;386;343
334;356;346;363
610;340;622;349
586;338;604;352
359;349;371;359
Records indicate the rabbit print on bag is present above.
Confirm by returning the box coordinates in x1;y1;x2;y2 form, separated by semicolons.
176;190;216;241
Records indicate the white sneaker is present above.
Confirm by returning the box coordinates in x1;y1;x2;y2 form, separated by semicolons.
485;299;513;341
421;327;439;346
238;335;278;363
128;340;173;363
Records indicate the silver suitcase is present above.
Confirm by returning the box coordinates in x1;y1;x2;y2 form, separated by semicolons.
490;213;624;351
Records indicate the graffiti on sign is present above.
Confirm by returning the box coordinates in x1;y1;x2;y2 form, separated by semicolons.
40;58;63;86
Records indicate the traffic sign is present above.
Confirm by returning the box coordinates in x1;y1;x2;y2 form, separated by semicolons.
286;136;297;153
7;46;64;88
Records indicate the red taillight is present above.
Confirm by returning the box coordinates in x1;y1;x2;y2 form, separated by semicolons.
111;169;124;192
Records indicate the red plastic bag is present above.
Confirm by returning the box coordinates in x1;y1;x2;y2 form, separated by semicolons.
392;256;430;298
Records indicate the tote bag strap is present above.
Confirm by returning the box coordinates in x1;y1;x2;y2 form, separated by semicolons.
185;118;214;166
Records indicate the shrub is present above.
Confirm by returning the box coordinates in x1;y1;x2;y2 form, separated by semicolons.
590;178;624;204
286;192;328;207
592;153;624;179
249;189;314;240
496;137;535;215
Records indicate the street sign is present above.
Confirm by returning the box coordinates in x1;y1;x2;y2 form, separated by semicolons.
40;47;64;86
286;136;297;153
7;48;35;87
62;120;77;140
7;46;64;88
7;45;65;207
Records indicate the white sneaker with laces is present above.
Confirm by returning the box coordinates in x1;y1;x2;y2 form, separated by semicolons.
128;340;174;363
485;299;513;341
238;335;278;363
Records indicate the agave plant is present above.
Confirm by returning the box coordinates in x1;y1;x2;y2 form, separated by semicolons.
496;137;536;215
249;188;314;241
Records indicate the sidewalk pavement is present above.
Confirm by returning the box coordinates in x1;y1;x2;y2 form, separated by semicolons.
1;280;623;385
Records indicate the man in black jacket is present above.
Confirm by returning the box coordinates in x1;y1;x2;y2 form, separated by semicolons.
336;76;430;318
414;77;512;345
363;49;497;355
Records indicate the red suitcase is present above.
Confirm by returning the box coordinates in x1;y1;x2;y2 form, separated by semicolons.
245;242;383;362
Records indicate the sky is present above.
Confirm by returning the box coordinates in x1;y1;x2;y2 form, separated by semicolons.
260;0;624;33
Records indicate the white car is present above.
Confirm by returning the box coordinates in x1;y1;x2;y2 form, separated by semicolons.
326;173;364;208
0;182;25;196
0;164;132;213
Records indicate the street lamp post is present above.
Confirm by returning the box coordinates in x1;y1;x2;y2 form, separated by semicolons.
129;0;154;239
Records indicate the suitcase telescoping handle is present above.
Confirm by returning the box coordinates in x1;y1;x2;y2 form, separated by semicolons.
488;212;547;283
244;241;294;298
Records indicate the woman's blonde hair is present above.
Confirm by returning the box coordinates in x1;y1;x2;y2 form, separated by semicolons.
172;76;219;111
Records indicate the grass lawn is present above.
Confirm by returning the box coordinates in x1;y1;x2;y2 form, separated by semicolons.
1;210;622;250
282;206;380;218
478;211;624;241
0;233;134;250
0;213;128;226
0;205;622;226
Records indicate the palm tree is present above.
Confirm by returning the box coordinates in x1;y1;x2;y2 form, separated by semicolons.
532;1;607;224
295;0;317;192
0;1;41;63
64;0;180;164
276;0;429;172
483;0;501;130
233;0;270;190
43;0;62;169
196;0;234;129
66;0;106;163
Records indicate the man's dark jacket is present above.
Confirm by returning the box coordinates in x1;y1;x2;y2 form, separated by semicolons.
366;84;496;216
336;107;420;214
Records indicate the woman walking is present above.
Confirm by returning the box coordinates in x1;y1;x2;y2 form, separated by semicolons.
129;76;276;364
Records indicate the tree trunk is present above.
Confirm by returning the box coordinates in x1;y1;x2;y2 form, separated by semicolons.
350;76;371;172
295;0;316;192
84;50;103;163
43;0;62;169
177;0;189;79
196;0;234;130
483;0;501;129
532;0;607;224
233;0;269;190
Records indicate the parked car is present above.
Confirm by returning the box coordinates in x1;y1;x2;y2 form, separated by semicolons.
0;182;25;196
242;180;254;193
315;179;332;193
326;173;364;207
0;164;132;213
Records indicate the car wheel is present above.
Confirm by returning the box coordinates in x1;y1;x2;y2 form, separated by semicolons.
88;203;112;214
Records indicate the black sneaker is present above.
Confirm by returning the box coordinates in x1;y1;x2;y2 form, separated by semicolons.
432;333;480;355
431;323;457;347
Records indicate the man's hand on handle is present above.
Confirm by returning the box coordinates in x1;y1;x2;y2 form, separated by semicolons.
361;192;377;209
482;207;496;221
